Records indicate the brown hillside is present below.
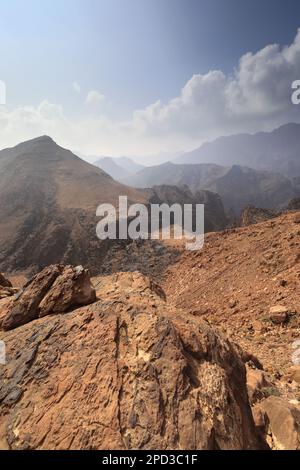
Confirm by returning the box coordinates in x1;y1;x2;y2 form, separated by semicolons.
0;137;226;275
163;211;300;378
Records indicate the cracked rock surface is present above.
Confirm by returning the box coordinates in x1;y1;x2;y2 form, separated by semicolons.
0;271;264;450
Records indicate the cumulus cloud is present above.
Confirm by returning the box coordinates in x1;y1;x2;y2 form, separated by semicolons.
132;28;300;145
85;90;105;106
1;29;300;157
73;81;81;93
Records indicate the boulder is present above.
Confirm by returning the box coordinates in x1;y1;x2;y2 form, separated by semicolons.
269;305;290;324
0;271;266;450
246;367;272;404
285;366;300;385
1;265;96;331
259;397;300;450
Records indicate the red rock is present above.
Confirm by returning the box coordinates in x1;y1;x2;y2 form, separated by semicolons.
246;366;272;404
259;397;300;450
0;271;266;450
1;265;96;331
285;366;300;385
269;306;289;324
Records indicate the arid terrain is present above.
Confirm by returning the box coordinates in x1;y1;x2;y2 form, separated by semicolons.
0;135;300;451
0;137;226;276
1;207;300;450
2;0;300;456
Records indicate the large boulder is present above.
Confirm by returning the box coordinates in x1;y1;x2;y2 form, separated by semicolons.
1;265;96;331
0;271;265;450
269;305;291;324
255;397;300;450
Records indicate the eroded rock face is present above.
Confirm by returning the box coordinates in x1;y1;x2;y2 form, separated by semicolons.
1;265;96;331
0;272;264;450
0;274;17;301
246;367;272;405
257;397;300;450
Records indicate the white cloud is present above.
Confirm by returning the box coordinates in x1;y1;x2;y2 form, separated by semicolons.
1;29;300;157
85;90;105;105
73;81;81;93
132;28;300;145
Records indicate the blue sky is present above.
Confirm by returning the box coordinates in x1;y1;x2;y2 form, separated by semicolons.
1;0;300;159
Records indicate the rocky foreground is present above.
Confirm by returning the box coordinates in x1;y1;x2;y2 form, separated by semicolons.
0;266;265;450
0;211;300;450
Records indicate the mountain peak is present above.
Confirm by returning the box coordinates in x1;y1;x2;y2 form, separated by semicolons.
18;135;56;147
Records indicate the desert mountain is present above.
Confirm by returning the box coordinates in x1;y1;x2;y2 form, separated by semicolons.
175;123;300;178
94;156;144;181
209;165;297;213
0;137;227;275
0;136;150;275
123;161;298;213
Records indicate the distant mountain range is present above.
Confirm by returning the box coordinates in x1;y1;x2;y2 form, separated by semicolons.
122;161;298;213
93;156;144;181
175;123;300;178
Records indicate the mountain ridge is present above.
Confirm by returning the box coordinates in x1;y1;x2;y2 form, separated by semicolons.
175;123;300;178
0;136;227;274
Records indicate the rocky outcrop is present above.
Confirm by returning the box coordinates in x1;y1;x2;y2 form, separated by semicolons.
246;367;272;405
269;305;291;324
0;274;17;300
0;271;265;450
254;397;300;450
1;265;96;331
240;205;276;227
0;274;12;289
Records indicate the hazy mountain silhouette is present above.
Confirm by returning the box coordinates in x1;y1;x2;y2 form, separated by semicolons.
123;161;298;213
175;123;300;178
94;156;144;181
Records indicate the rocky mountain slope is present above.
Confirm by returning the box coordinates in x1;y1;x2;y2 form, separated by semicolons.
163;211;300;379
0;137;227;276
123;161;298;213
175;123;300;178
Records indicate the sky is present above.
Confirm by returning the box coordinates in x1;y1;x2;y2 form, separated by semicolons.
0;0;300;160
